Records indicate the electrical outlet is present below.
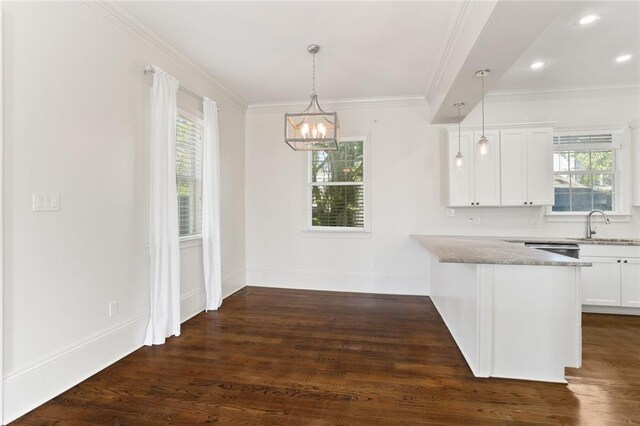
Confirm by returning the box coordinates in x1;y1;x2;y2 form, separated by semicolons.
467;216;480;224
108;301;119;318
446;208;456;217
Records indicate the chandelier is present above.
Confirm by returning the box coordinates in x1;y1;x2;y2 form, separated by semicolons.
285;44;339;151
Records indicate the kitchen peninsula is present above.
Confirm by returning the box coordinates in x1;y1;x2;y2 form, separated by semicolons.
413;235;593;383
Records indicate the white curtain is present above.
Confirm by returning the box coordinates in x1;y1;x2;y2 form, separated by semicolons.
145;66;181;345
202;97;223;310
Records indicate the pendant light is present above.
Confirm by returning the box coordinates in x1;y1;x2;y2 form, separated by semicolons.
475;69;491;160
284;44;339;151
453;102;465;170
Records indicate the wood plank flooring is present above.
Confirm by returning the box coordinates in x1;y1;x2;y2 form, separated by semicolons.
13;286;640;425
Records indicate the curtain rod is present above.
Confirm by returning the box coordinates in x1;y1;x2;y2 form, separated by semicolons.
145;66;221;112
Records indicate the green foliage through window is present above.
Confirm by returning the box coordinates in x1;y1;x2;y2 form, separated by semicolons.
552;150;614;212
310;140;365;228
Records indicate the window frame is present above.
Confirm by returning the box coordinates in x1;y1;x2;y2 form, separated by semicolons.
306;136;370;234
546;128;626;218
176;109;204;241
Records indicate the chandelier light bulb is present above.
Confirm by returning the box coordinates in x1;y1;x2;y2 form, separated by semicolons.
317;122;326;138
301;123;310;139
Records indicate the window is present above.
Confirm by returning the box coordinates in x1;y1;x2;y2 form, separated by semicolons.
308;139;366;231
552;131;621;213
176;114;203;237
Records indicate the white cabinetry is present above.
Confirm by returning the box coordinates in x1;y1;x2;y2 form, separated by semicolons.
580;245;640;310
447;130;501;207
499;127;554;206
632;124;640;206
446;125;553;208
580;256;621;306
621;259;640;307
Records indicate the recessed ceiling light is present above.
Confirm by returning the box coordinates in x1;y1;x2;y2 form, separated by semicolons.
530;61;546;70
616;54;632;63
578;14;600;25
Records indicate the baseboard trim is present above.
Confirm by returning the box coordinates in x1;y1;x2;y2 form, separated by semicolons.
582;305;640;316
3;313;148;424
3;271;246;424
246;267;429;296
222;268;246;299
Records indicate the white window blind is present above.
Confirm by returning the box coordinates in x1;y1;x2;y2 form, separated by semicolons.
176;114;203;237
309;140;365;230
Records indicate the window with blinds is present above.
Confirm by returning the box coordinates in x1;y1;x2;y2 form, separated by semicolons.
309;140;365;230
176;114;203;237
552;131;620;213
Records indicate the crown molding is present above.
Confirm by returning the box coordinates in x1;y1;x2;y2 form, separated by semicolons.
83;0;248;112
247;95;429;114
486;84;640;103
424;0;473;103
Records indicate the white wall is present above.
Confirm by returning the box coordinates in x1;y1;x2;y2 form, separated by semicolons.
245;93;640;296
2;2;245;422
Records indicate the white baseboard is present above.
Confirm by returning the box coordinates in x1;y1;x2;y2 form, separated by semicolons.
3;313;148;424
582;305;640;316
3;271;246;425
246;267;429;296
222;268;246;298
181;288;206;323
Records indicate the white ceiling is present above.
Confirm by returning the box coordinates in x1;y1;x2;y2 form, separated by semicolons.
497;1;639;92
118;1;459;104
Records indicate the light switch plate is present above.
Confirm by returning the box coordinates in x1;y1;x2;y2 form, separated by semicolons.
446;208;456;217
32;193;60;212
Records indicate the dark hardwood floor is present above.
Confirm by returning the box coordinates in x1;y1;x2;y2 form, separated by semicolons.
14;286;640;425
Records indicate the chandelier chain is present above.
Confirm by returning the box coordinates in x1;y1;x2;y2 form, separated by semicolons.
312;52;316;95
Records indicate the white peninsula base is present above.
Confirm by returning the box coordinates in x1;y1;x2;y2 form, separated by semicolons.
429;255;582;383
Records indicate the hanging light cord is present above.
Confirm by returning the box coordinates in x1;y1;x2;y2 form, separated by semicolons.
481;74;485;137
457;104;462;152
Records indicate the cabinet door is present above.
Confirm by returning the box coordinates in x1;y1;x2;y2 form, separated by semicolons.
621;259;640;308
581;257;621;306
526;128;554;206
500;129;528;206
447;131;474;207
473;130;501;206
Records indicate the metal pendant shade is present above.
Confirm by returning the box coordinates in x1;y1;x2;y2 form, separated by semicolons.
285;44;339;151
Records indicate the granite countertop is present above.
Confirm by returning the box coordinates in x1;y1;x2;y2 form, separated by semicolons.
411;235;592;267
497;236;640;246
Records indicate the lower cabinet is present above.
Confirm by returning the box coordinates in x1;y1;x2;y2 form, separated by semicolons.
581;253;640;308
581;256;621;306
621;259;640;307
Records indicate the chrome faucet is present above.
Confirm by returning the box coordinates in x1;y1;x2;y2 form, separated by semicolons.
586;209;610;239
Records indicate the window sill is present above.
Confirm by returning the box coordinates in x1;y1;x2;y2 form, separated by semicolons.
545;212;632;223
180;235;203;248
302;228;371;239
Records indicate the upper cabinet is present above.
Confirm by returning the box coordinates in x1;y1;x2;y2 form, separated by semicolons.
500;127;554;206
447;130;501;207
446;125;554;208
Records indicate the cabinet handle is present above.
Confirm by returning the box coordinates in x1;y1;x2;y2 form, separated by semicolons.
617;259;621;263
523;202;527;205
477;202;480;206
624;260;628;264
529;202;533;205
471;202;475;206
